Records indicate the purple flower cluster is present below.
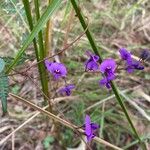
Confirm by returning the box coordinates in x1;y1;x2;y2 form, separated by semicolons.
44;48;145;93
84;51;116;89
44;48;146;142
45;60;75;96
84;49;145;89
119;48;144;73
99;59;116;89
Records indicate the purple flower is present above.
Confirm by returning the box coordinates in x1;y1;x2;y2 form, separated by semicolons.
84;115;99;142
99;78;111;89
58;84;75;96
84;51;99;71
99;59;116;89
119;48;145;73
45;60;67;80
119;48;132;63
140;50;150;62
126;59;144;73
100;59;116;80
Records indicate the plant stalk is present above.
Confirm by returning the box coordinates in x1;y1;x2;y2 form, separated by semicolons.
22;0;51;110
34;0;51;109
45;0;53;57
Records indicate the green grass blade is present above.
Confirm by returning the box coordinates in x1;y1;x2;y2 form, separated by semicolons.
123;134;150;149
0;58;5;73
22;0;50;105
5;0;62;74
0;72;9;115
110;82;142;141
34;0;45;59
22;0;39;61
34;0;50;105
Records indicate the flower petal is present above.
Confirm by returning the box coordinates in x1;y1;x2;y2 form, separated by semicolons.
44;60;52;72
85;61;99;71
100;59;116;73
85;115;92;136
91;123;100;130
58;84;75;96
119;48;132;61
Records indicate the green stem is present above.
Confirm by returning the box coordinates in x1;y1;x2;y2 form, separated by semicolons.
110;82;142;141
34;0;50;104
22;0;50;107
22;0;39;60
70;0;146;149
70;0;102;63
34;0;45;58
45;0;53;56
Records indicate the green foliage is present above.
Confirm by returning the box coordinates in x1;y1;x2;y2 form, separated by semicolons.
0;72;9;115
62;128;74;148
0;58;5;73
43;136;54;150
65;59;81;70
2;53;32;69
0;54;28;115
0;58;9;115
11;85;20;94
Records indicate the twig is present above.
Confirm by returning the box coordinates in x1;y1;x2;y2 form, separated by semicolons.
11;127;15;150
0;106;48;146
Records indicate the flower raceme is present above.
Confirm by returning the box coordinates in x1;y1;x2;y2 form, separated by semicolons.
45;60;67;80
84;51;99;71
99;59;117;89
84;115;100;142
58;84;75;96
44;49;145;92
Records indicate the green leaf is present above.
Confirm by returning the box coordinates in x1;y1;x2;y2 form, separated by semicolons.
6;0;62;74
0;72;9;115
2;53;32;69
0;58;5;73
43;136;54;149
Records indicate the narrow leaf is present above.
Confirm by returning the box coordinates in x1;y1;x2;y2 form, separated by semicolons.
0;58;5;73
6;0;62;74
0;72;9;115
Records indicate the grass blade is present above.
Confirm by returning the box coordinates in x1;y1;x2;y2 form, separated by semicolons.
0;72;9;115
